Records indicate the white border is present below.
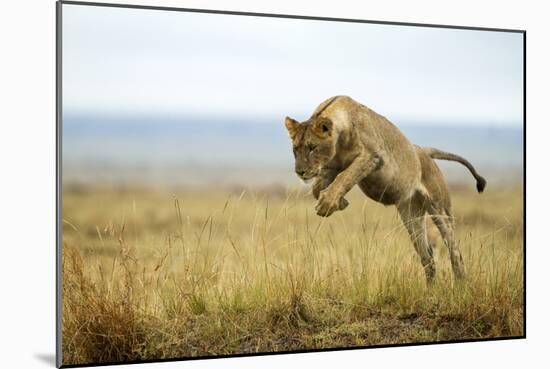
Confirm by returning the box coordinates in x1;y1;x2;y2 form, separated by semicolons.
1;1;548;368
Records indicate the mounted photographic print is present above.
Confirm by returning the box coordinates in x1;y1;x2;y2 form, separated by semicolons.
56;1;525;367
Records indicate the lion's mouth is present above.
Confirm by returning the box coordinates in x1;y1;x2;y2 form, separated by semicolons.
299;172;318;182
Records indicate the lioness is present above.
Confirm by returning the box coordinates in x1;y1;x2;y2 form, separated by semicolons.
284;96;486;283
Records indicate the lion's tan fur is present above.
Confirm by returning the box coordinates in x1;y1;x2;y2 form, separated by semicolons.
285;96;487;283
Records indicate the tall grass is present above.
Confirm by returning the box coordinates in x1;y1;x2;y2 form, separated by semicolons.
62;185;524;365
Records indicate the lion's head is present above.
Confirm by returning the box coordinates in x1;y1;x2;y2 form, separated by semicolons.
284;116;336;181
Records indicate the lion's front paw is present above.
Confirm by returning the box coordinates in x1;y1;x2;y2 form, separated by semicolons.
316;190;342;217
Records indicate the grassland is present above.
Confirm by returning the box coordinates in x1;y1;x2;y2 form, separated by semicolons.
61;183;524;366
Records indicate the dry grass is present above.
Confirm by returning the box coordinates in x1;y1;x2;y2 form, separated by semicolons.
61;184;524;366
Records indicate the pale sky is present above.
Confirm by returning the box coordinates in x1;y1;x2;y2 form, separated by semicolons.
62;4;524;126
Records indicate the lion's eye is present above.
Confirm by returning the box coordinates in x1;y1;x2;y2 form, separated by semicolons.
308;144;317;152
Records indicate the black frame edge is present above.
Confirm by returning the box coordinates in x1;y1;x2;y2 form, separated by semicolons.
522;30;526;338
56;1;63;367
60;335;526;368
59;0;526;33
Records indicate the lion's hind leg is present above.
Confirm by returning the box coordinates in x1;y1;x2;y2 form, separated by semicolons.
397;193;436;285
428;205;465;281
416;146;465;281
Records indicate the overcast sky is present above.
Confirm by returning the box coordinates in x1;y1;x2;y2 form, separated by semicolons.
63;4;523;126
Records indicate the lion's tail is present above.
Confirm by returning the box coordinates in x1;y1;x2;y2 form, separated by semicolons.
423;147;487;193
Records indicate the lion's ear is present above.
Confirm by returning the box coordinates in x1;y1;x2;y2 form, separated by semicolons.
312;117;333;138
284;116;299;139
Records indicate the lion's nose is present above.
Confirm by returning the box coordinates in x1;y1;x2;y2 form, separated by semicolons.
296;170;306;177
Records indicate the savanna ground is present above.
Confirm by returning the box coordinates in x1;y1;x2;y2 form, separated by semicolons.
61;183;524;366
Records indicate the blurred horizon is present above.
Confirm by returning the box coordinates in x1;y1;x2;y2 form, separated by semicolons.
62;112;523;189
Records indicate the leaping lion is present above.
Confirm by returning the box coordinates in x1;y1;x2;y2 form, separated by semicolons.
284;95;486;283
